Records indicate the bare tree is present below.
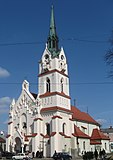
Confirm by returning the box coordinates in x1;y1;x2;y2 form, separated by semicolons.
105;30;113;77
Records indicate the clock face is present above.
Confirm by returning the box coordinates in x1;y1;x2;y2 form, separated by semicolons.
45;54;49;59
61;55;64;60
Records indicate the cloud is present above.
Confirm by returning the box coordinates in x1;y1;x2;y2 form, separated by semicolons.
96;118;107;125
0;97;12;108
0;67;10;78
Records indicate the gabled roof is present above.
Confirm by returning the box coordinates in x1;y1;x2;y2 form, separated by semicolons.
72;125;90;139
91;128;110;140
71;106;100;126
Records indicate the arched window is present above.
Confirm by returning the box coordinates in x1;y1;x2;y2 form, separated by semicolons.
46;123;50;136
61;78;64;92
62;123;66;134
46;78;51;92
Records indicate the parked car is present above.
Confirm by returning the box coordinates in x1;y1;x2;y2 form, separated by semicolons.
12;153;31;160
1;151;15;159
53;152;72;160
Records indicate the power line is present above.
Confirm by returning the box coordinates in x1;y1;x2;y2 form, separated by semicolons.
0;82;113;85
0;38;109;47
0;41;45;47
60;38;108;43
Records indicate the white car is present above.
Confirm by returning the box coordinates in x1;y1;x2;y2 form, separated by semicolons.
12;153;30;160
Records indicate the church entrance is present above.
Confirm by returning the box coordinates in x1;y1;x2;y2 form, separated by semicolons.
14;137;22;153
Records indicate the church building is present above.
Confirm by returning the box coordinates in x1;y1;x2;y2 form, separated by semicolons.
6;6;110;157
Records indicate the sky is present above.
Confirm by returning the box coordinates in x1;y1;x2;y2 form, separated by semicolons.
0;0;113;132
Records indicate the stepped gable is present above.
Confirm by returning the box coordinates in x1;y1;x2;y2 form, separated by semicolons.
72;124;90;138
71;106;100;126
91;128;110;140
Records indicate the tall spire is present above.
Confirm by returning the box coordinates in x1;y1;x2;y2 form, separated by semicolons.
50;5;56;37
47;5;60;58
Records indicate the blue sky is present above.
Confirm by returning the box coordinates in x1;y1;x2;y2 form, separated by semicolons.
0;0;113;132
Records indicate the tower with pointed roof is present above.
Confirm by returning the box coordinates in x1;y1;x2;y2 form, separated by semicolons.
38;6;70;111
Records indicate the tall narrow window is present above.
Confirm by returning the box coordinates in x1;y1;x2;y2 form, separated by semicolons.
83;141;85;150
105;143;107;150
46;78;50;92
62;123;66;134
46;123;50;136
61;78;63;92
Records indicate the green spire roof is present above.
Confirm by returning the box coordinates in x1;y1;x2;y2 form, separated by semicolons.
47;6;60;58
50;5;56;36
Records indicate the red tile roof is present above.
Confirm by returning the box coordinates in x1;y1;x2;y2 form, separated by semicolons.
41;106;72;114
40;132;56;137
38;69;69;78
39;91;71;99
91;128;110;140
72;125;90;139
90;139;102;145
50;132;56;137
71;106;100;126
0;137;5;143
40;133;50;138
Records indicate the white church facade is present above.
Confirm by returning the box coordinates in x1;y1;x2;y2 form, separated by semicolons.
6;6;110;157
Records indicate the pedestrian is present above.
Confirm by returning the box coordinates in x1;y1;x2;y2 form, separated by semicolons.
32;152;35;158
99;149;102;159
94;149;98;160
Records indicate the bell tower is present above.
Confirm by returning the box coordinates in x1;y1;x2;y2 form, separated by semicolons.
38;6;71;110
